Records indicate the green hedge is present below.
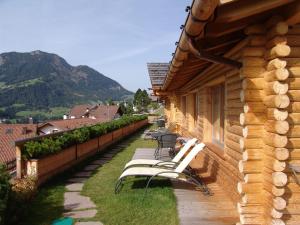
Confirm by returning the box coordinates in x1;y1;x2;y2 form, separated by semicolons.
22;115;147;160
0;164;10;225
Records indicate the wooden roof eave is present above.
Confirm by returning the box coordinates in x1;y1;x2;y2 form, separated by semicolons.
163;0;297;92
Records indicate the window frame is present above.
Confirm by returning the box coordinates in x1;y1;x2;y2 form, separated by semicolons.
210;84;225;148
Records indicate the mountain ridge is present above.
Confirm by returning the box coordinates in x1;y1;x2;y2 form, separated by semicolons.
0;50;132;110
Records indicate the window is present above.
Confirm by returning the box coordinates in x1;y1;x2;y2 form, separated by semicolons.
181;96;186;117
211;84;225;147
193;93;198;124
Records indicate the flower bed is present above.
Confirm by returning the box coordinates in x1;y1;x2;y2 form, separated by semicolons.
20;115;148;185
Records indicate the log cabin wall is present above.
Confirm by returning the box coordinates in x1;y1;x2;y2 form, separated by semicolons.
284;24;300;225
163;16;300;225
170;40;248;206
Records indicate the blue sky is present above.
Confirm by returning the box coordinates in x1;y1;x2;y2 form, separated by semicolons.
0;0;191;92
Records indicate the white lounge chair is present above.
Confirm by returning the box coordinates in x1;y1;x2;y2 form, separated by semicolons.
115;143;209;195
123;138;198;171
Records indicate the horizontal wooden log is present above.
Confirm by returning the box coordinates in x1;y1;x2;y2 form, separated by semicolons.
266;58;287;71
227;99;243;109
226;124;243;136
265;120;289;135
240;112;266;125
264;68;289;82
237;202;263;214
267;108;288;121
241;193;263;204
242;78;264;90
264;81;289;95
225;147;243;161
244;24;265;35
243;173;262;183
263;95;290;109
227;89;242;100
264;156;287;172
264;145;289;161
226;108;243;116
265;44;291;60
290;148;300;159
239;214;264;225
243;47;265;57
239;160;262;173
248;35;267;46
243;102;265;113
240;138;263;150
287;138;300;148
287;78;300;90
242;149;262;161
264;132;288;148
227;80;242;91
242;57;266;67
288;47;300;58
288;66;300;78
288;102;300;113
240;90;264;102
287;113;300;124
225;139;241;153
288;125;300;138
242;125;264;138
240;67;265;78
285;58;300;67
237;182;262;194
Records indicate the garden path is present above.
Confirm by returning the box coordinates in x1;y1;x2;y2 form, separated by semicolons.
62;143;125;225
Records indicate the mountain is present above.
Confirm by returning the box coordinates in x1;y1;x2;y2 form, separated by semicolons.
0;50;133;110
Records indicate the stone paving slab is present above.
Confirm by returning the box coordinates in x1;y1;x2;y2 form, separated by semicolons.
74;171;93;177
63;209;97;219
64;192;96;211
68;177;88;183
84;164;99;171
66;183;84;192
75;222;103;225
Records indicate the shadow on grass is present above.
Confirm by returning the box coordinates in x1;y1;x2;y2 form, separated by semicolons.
130;178;172;190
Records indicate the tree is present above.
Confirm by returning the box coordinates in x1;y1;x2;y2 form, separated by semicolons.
119;102;134;115
133;89;151;112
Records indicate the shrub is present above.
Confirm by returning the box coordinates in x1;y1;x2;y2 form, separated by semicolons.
5;176;37;225
22;115;147;159
0;164;10;225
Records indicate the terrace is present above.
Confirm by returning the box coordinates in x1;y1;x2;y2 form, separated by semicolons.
14;119;238;225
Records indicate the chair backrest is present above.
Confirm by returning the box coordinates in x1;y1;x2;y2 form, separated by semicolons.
159;133;177;148
172;138;198;163
174;143;205;173
157;119;165;128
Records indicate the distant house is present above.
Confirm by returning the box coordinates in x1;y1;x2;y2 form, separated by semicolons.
0;124;37;171
38;117;106;135
69;104;123;120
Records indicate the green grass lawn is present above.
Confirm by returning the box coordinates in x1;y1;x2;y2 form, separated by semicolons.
19;129;178;225
81;133;178;225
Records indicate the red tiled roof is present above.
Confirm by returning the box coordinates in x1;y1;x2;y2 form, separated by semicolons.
0;124;37;164
89;105;120;120
69;104;121;120
39;117;108;131
69;104;93;118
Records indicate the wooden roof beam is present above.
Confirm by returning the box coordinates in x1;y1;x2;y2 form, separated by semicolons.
215;0;295;23
284;0;300;25
187;36;242;69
